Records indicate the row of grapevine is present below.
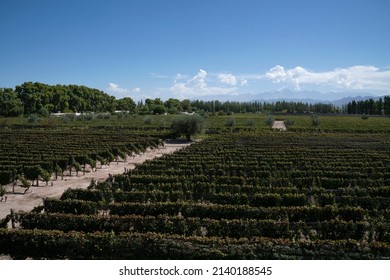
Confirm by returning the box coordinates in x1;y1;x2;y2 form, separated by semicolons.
0;128;163;185
1;228;389;260
16;212;390;242
1;131;390;259
59;188;390;210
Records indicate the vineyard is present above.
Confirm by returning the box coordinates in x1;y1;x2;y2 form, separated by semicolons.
0;128;164;187
1;128;390;259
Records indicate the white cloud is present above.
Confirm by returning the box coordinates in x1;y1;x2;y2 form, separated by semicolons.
240;79;248;87
266;65;390;91
132;87;141;93
266;65;287;83
107;82;129;94
188;69;208;91
170;69;238;98
170;82;194;95
107;83;141;98
218;73;237;86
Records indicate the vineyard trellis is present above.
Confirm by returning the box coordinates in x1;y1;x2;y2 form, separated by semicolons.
0;128;164;187
1;131;390;259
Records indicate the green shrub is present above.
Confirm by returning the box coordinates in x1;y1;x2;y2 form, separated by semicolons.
225;117;236;127
170;114;205;140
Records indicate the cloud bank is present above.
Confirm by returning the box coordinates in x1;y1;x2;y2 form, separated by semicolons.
143;65;390;100
266;65;390;91
165;66;390;99
218;73;237;86
170;69;240;98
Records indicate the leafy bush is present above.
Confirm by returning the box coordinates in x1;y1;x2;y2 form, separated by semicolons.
244;119;256;126
28;114;41;123
265;115;274;127
284;119;295;127
143;116;153;125
311;115;321;126
225;117;236;127
170;114;205;140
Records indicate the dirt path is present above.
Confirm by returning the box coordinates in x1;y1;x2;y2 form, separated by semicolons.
0;141;191;220
272;120;287;131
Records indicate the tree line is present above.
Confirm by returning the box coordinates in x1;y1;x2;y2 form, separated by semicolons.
1;82;389;117
345;96;390;115
0;82;136;117
190;100;338;114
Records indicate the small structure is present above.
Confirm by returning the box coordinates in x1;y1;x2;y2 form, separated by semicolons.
272;120;287;131
51;112;82;117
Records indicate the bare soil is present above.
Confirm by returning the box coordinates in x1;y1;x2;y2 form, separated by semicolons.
0;141;191;220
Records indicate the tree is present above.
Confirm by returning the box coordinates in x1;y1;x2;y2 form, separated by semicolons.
384;96;390;115
170;114;205;141
182;99;192;112
0;88;24;117
152;104;166;115
116;97;136;113
164;98;182;114
24;165;41;186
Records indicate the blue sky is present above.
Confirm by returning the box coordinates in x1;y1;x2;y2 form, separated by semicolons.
1;0;390;101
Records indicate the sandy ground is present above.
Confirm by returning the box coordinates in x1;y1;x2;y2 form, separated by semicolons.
0;141;191;220
272;120;287;131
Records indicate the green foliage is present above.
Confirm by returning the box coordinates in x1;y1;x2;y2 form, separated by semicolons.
14;82;118;114
311;114;321;126
225;117;236;127
0;88;23;117
116;97;136;113
28;114;41;123
0;185;6;196
152;104;166;115
244;119;256;126
19;176;31;189
0;171;12;185
38;107;50;117
39;167;52;185
190;99;338;114
143;116;153;125
164;98;182;114
2;122;390;260
0;129;163;189
170;114;205;140
284;119;295;127
1;229;389;259
265;115;274;127
346;96;390;115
